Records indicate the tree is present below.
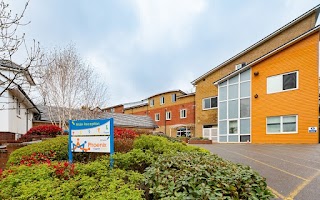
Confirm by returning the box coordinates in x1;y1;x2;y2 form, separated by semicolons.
0;0;42;98
38;45;108;129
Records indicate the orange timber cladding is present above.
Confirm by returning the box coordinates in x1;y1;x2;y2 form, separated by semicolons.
193;12;318;138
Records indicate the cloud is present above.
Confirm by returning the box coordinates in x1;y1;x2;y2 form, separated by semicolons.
131;0;207;51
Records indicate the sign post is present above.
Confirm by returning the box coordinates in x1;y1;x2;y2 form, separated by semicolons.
68;118;114;167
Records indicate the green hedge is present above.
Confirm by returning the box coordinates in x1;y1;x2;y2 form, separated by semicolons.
7;136;69;167
144;152;274;200
0;159;144;199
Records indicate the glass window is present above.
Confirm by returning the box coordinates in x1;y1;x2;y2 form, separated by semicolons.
240;82;250;98
203;97;217;110
283;72;297;90
267;116;281;133
240;98;250;118
219;121;227;135
219;136;227;142
219;86;227;101
220;81;227;86
228;100;238;119
228;135;238;142
166;111;171;120
155;113;160;121
160;96;165;105
240;70;250;82
150;99;154;107
180;109;187;118
240;119;250;134
240;135;250;142
228;84;238;99
283;116;297;132
229;120;238;134
171;94;177;102
219;102;227;120
229;75;238;84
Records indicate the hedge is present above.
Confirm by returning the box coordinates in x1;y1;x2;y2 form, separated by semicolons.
144;152;274;200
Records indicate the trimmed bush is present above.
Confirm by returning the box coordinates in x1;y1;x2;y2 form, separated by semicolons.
0;160;144;199
133;135;209;154
144;152;274;200
26;125;63;136
7;136;68;166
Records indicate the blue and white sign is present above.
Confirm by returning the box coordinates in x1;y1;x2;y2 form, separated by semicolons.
308;127;317;133
68;118;114;163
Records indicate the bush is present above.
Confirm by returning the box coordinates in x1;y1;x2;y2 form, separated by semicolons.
133;135;209;154
144;152;274;200
0;160;144;199
7;136;68;166
26;125;63;136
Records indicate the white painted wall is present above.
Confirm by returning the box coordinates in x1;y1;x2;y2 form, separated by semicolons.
0;87;10;132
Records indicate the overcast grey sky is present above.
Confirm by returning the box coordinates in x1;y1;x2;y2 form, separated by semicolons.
8;0;320;107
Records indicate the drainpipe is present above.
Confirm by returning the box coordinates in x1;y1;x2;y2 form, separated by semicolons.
26;109;29;132
164;108;167;134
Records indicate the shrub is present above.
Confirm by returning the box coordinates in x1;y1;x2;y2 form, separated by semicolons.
0;161;144;199
144;152;274;200
115;138;135;153
133;135;209;154
7;136;68;166
114;128;138;139
26;125;63;136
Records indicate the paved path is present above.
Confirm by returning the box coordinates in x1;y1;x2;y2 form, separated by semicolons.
193;144;320;200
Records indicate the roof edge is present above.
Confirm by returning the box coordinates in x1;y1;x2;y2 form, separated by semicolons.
192;4;320;85
214;25;320;85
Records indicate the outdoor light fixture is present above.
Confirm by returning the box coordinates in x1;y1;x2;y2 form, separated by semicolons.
254;71;259;76
254;94;259;98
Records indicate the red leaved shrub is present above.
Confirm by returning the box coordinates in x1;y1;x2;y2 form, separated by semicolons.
52;162;76;180
26;125;63;136
114;128;138;153
19;151;56;166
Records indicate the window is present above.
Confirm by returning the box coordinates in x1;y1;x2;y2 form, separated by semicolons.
150;99;154;107
180;109;187;118
229;120;238;134
166;111;171;120
203;97;217;110
177;127;191;137
171;94;176;102
267;71;298;94
16;100;21;116
155;113;160;121
267;115;297;134
160;96;165;105
110;108;115;113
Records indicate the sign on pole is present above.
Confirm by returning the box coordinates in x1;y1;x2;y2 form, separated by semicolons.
68;118;114;166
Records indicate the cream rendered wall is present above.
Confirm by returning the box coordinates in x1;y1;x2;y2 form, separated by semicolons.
0;87;10;132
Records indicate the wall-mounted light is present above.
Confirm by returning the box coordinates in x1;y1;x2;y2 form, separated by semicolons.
254;94;259;98
254;71;259;76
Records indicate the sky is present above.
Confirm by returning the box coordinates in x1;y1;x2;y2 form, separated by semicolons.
8;0;320;107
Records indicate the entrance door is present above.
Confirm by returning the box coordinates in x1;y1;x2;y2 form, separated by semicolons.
203;125;218;142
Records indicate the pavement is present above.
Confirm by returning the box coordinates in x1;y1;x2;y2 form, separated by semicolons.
192;144;320;200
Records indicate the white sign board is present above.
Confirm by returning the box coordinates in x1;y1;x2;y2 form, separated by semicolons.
71;136;111;153
308;127;317;133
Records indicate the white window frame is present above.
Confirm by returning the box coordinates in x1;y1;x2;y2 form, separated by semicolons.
110;108;115;113
266;115;298;134
180;109;187;119
155;113;160;121
160;96;165;105
267;71;299;94
202;96;218;110
166;111;171;120
150;99;154;107
171;94;177;102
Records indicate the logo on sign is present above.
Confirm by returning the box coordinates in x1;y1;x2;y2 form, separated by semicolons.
308;127;317;133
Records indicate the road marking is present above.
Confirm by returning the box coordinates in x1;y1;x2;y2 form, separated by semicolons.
215;146;307;181
268;186;285;200
285;170;320;200
231;147;320;171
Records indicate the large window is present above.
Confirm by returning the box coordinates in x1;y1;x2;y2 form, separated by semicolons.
218;69;251;143
160;96;165;105
267;115;297;134
267;71;298;94
166;111;171;120
180;109;187;118
203;97;217;110
171;94;177;102
155;113;160;121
